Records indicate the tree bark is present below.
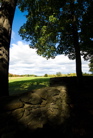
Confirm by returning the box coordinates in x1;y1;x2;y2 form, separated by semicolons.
0;0;17;96
72;16;82;79
70;1;82;83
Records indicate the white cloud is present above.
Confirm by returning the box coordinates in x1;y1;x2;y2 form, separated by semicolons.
9;41;90;75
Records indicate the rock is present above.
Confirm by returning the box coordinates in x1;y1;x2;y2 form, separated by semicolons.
29;93;42;104
47;88;60;97
0;86;70;137
12;108;24;119
0;111;11;125
1;131;16;138
20;95;29;103
47;103;60;124
0;97;24;111
41;100;47;106
27;119;45;130
6;100;24;111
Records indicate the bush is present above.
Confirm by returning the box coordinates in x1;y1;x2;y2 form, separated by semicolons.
56;72;62;77
44;74;48;77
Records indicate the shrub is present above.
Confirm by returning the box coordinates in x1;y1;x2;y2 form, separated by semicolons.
44;74;48;77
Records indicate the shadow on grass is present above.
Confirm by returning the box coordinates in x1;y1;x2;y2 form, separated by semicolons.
9;78;50;96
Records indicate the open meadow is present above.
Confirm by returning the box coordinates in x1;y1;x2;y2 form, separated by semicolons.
9;73;92;96
9;77;50;95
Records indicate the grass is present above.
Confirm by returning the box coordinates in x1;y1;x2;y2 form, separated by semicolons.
9;77;50;96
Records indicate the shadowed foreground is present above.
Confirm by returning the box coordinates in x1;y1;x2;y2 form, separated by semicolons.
0;86;70;138
50;76;93;137
0;76;93;138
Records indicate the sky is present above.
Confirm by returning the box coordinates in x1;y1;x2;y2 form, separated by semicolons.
9;7;90;76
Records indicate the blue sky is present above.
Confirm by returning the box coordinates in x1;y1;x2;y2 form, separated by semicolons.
9;7;90;75
11;7;27;44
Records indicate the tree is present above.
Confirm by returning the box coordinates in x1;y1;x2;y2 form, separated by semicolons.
19;0;91;81
89;57;93;74
0;0;17;96
80;0;93;60
44;74;48;77
56;72;62;77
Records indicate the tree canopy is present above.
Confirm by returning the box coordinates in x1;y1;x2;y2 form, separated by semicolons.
89;57;93;74
80;0;93;60
18;0;92;59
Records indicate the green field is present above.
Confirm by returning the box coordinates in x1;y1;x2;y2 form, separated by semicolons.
9;77;50;95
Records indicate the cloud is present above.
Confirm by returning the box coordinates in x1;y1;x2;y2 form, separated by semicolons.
9;41;89;75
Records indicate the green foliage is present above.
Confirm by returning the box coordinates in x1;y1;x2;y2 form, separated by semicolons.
18;0;92;60
89;58;93;73
9;73;37;77
80;1;93;60
56;72;62;77
44;74;48;77
49;15;58;23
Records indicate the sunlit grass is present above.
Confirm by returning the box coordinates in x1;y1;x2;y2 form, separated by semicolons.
9;77;43;82
9;77;50;96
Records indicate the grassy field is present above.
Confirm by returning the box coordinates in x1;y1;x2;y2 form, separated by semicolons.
9;77;50;96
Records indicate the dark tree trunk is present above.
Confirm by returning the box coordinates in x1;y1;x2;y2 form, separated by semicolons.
72;16;82;79
70;1;82;83
0;0;17;97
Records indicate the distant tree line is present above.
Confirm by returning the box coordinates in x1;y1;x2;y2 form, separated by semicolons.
9;73;37;77
89;57;93;74
9;72;93;78
43;72;92;77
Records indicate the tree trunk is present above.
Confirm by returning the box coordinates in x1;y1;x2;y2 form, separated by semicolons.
72;16;82;79
70;1;82;83
0;0;17;97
